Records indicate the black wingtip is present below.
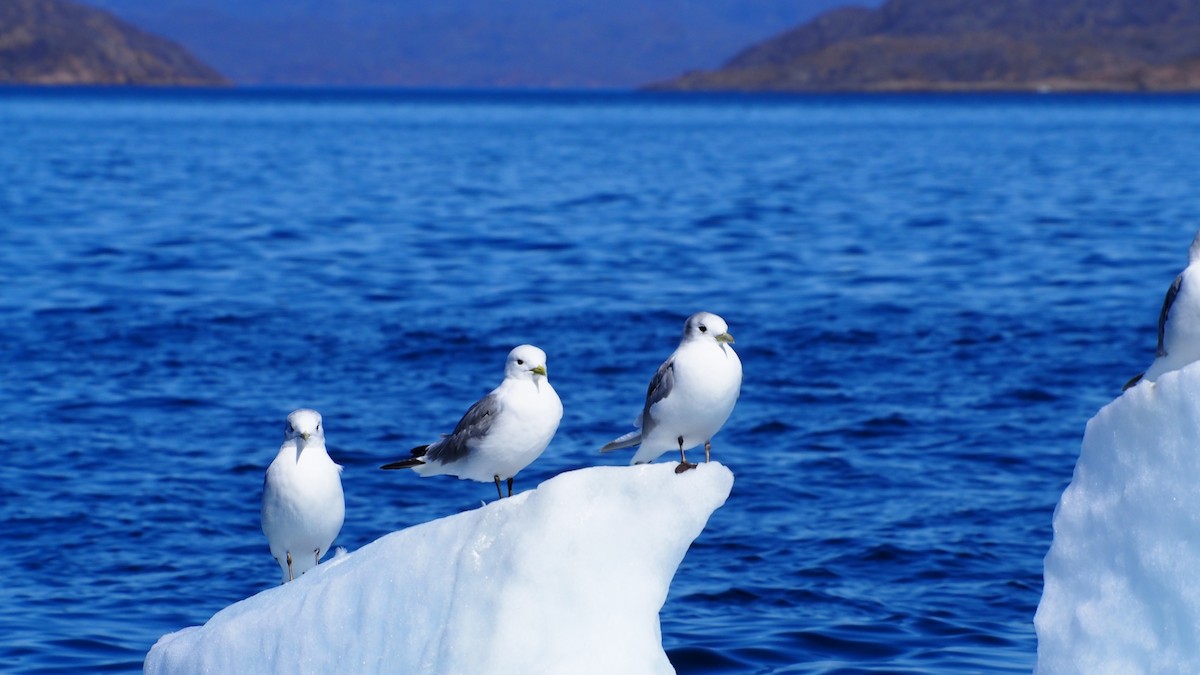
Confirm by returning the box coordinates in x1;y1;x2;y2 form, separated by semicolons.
380;445;431;470
1122;372;1144;391
381;458;423;470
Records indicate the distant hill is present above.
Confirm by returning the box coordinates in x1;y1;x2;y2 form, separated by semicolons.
82;0;871;87
651;0;1200;92
0;0;226;85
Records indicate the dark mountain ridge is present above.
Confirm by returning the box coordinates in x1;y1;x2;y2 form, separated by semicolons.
0;0;226;86
654;0;1200;92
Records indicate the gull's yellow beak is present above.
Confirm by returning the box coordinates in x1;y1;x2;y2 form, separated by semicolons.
531;365;548;376
716;332;735;344
301;431;312;441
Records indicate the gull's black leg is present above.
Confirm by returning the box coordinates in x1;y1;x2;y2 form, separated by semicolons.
675;435;697;474
494;475;503;500
507;477;514;497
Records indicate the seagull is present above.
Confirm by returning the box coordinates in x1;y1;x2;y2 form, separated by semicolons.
381;344;562;499
261;409;345;584
1125;230;1200;390
601;311;742;473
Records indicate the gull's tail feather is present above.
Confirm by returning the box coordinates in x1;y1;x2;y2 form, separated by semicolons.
600;431;641;453
381;445;429;470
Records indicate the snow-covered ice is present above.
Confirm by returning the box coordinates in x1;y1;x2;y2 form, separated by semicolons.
1036;362;1200;673
145;462;733;674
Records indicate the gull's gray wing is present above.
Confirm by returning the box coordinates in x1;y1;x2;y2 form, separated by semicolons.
1157;273;1184;357
425;392;502;465
640;357;675;437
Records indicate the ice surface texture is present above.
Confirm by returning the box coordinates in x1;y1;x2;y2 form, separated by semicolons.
1036;363;1200;673
145;462;733;674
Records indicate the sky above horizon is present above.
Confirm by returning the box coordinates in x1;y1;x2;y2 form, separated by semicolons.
86;0;884;87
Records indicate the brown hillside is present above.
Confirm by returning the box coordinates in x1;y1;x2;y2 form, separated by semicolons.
0;0;226;85
652;0;1200;92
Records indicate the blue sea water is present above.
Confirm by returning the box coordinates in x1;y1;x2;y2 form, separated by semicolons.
2;88;1199;673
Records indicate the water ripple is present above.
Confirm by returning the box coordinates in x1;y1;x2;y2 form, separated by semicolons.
3;90;1197;673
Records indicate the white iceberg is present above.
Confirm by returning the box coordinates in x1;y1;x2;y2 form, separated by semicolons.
1036;363;1200;673
145;462;733;674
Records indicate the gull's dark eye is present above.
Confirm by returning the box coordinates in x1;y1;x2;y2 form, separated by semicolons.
287;424;294;433
699;325;708;333
517;359;524;365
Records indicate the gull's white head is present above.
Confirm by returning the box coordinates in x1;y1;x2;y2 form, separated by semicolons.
505;344;550;381
1188;229;1200;264
682;311;734;345
285;408;324;444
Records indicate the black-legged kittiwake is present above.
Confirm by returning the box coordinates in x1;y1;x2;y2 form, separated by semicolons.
601;311;742;473
261;408;345;584
381;344;563;499
1125;230;1200;390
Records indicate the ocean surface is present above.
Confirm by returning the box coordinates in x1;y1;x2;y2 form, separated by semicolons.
3;88;1199;673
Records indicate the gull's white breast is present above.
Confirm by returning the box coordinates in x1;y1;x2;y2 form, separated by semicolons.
435;378;562;483
634;341;742;464
262;440;344;579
